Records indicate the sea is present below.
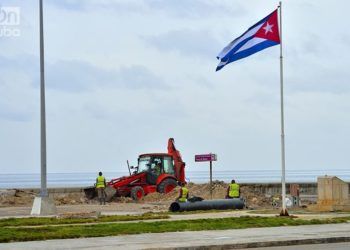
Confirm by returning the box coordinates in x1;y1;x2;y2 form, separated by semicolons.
1;169;350;189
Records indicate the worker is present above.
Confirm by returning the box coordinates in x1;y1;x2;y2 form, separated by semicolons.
154;162;162;176
177;182;189;202
226;179;240;199
95;171;107;205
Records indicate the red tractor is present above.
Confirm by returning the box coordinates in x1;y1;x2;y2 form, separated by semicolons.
84;138;186;201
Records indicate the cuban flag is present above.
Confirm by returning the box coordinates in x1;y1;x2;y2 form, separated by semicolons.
216;9;280;71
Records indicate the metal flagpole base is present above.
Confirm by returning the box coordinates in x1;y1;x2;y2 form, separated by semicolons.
279;208;289;216
31;196;57;216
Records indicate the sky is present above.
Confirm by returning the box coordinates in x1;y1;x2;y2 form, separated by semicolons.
1;0;350;175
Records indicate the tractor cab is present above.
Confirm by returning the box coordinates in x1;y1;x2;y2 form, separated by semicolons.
135;153;178;192
137;154;175;177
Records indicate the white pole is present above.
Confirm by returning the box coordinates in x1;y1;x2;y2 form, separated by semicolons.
279;1;288;216
39;0;48;197
31;0;56;215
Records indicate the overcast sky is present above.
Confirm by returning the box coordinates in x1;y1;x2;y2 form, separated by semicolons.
1;0;349;175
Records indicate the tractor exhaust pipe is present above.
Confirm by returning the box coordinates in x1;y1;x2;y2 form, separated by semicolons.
169;198;245;212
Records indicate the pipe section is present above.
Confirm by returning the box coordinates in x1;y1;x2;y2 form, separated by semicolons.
170;198;245;212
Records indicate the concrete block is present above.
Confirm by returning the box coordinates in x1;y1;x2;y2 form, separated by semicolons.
312;176;350;212
31;196;57;216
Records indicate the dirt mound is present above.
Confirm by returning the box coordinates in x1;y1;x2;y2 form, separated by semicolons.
143;181;274;208
0;182;275;209
53;193;89;205
144;182;296;209
241;186;272;209
0;189;35;207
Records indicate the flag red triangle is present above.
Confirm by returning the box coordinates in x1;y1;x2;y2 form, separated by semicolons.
255;9;280;43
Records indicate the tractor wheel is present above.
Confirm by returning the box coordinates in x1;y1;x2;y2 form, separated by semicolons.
158;178;178;194
130;186;144;201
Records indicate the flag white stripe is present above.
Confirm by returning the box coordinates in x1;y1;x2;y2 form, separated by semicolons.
217;59;229;68
217;23;265;59
235;37;267;54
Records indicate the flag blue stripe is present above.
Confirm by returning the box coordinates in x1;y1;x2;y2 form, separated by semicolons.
220;35;255;61
216;40;279;71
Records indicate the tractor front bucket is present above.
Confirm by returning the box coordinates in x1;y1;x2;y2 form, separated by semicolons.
105;186;117;201
84;186;116;201
84;186;96;199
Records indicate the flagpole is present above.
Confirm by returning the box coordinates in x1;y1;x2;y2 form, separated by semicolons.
278;1;288;216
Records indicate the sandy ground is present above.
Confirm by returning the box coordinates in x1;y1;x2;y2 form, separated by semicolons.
0;181;316;217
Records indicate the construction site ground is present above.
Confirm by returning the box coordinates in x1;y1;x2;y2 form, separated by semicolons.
0;181;316;208
0;181;315;217
1;182;350;249
0;181;348;220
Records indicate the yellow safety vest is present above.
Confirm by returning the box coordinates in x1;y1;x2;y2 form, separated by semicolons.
96;176;106;188
178;187;188;202
229;183;240;198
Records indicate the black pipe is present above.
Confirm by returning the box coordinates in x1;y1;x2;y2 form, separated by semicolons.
169;198;245;212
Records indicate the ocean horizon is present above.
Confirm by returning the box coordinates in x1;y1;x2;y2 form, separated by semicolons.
1;169;350;189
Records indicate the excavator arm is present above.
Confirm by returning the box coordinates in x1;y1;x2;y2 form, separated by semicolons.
167;138;186;183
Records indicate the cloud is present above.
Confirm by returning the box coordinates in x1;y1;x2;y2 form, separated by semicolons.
46;0;87;11
286;71;350;94
0;54;38;75
2;1;350;175
47;0;245;19
144;0;244;19
45;60;167;92
0;106;33;122
142;29;221;59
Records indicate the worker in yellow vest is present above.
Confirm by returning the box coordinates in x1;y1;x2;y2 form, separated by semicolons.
226;179;240;199
95;172;107;205
177;182;189;202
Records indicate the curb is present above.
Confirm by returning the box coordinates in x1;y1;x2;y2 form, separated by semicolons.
150;236;350;250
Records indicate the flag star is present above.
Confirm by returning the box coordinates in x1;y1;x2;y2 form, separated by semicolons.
263;22;274;34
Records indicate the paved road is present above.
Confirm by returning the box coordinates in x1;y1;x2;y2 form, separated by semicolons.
243;242;350;250
1;223;349;249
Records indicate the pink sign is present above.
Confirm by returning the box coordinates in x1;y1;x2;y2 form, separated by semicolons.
195;154;217;162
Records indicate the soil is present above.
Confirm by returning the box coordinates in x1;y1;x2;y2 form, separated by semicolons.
0;181;276;209
142;181;274;209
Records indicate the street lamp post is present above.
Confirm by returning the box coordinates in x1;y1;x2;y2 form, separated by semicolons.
31;0;56;216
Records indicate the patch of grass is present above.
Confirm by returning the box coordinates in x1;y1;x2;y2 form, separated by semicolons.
247;209;350;215
0;212;169;227
0;216;349;243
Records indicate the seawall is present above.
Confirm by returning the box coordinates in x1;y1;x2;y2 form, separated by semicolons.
18;182;350;198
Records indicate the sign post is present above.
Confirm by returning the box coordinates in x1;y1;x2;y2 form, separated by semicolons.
209;160;212;199
195;153;217;199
